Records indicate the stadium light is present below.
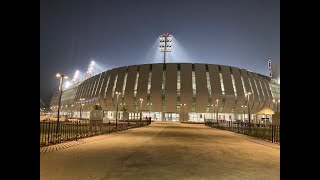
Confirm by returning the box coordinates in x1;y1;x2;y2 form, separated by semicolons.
159;33;173;64
84;60;96;80
71;70;80;84
64;80;71;89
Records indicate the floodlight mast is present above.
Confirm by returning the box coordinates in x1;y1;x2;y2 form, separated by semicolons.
159;33;172;64
164;35;167;63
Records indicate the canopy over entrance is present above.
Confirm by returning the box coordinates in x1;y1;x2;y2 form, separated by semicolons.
255;103;275;115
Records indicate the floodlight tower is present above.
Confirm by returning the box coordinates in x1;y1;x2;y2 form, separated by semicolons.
159;33;172;64
71;70;80;84
63;81;71;90
84;60;95;80
88;60;95;77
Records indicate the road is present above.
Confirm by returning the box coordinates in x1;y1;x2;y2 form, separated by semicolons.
40;122;280;180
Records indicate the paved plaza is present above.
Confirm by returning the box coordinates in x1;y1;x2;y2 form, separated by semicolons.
40;122;280;180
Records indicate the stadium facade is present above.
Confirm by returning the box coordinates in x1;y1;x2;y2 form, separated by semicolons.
50;63;280;122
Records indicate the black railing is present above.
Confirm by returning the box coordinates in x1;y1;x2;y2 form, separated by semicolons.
204;120;280;144
40;119;151;147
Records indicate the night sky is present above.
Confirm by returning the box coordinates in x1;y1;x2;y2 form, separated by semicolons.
40;0;279;104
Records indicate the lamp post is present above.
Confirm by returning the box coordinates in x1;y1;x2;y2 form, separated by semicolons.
115;92;121;128
216;99;219;126
245;92;252;132
79;98;85;120
181;104;186;122
140;98;143;124
56;73;68;136
273;99;280;113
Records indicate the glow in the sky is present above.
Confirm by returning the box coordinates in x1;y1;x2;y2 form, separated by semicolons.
80;59;112;81
87;60;95;74
63;80;71;89
71;70;80;83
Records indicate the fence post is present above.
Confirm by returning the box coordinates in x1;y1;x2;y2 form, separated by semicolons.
68;122;70;140
72;121;74;140
62;122;64;142
48;121;52;145
41;122;45;146
271;125;274;143
76;121;78;141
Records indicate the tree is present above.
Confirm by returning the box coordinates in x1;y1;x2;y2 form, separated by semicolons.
121;105;129;112
121;105;129;121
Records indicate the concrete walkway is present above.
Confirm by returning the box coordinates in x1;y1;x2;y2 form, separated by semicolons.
40;122;280;180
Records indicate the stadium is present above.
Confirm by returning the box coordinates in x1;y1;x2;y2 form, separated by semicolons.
50;62;280;123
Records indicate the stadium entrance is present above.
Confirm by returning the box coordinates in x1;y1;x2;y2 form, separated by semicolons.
164;113;179;122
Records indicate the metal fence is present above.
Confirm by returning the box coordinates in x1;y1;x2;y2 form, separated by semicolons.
40;119;151;147
204;120;280;144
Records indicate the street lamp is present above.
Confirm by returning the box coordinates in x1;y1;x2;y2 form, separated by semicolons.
245;92;252;132
56;73;68;136
273;99;280;113
216;99;219;126
115;92;121;128
79;98;85;120
159;33;173;63
139;98;143;123
180;104;186;122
